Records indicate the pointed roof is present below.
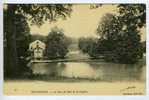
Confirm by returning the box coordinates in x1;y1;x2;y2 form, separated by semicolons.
29;40;46;50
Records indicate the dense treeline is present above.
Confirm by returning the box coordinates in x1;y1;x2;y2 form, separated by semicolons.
79;4;146;64
78;37;98;58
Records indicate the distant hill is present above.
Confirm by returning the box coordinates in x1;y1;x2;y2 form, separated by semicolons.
30;34;47;43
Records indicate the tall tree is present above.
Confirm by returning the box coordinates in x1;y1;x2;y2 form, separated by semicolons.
96;4;146;63
4;4;72;77
46;27;69;59
116;4;146;63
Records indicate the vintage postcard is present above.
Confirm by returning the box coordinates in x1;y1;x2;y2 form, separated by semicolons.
3;3;146;96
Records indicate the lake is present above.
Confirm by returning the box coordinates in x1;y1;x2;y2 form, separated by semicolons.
30;59;145;82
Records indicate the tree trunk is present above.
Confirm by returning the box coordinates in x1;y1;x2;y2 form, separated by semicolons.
5;5;18;77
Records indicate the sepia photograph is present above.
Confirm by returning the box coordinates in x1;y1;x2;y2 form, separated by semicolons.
3;4;146;95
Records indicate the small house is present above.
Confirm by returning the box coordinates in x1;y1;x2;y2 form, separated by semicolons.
29;40;46;59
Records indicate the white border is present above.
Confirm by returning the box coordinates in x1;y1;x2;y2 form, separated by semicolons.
0;0;149;100
1;0;149;4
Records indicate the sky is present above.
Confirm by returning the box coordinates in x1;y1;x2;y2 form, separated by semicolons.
29;4;146;41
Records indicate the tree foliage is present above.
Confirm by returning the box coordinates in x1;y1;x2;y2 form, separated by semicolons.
46;27;69;59
4;4;72;77
78;37;98;58
4;10;31;77
96;4;146;64
118;4;146;28
9;4;72;26
97;13;122;40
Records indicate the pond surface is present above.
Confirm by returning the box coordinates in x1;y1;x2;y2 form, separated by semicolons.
30;59;145;82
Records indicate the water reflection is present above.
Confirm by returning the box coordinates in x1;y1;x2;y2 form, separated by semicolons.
30;60;145;81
